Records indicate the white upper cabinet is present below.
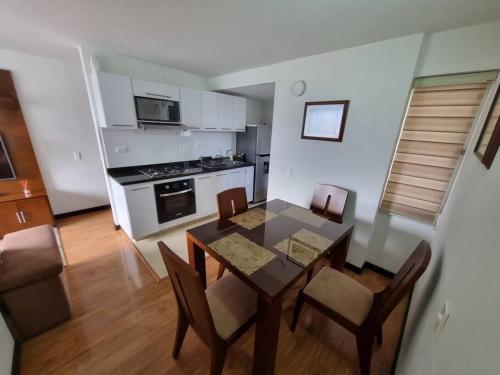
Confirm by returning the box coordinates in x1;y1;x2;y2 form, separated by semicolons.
217;93;233;131
93;71;137;129
180;87;202;129
201;91;219;130
131;79;180;101
232;96;247;131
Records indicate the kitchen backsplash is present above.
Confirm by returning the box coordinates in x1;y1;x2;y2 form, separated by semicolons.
101;128;236;168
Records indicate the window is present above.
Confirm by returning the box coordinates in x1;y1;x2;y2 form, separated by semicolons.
381;71;498;224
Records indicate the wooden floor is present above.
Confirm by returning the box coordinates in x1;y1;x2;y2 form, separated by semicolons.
20;209;408;374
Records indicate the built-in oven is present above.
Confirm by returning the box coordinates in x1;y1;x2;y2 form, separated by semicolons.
135;96;182;127
155;178;196;224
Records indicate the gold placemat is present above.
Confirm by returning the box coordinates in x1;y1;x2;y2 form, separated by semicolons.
208;232;276;276
229;207;278;230
274;229;333;266
280;206;327;227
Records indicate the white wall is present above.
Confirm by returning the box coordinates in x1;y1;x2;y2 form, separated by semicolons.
208;34;424;266
261;100;274;125
92;52;236;168
0;315;13;375
397;20;500;375
102;128;235;168
0;48;109;214
246;98;263;124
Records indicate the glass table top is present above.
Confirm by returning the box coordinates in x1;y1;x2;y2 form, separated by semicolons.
187;199;353;299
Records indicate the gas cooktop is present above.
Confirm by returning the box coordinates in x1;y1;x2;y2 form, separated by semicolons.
138;165;203;178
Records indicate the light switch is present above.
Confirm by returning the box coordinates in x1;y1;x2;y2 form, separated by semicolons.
288;168;293;177
115;146;128;153
73;151;82;160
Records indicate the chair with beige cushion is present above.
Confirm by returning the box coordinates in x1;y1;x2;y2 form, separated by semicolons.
158;241;257;375
0;224;71;340
291;240;431;375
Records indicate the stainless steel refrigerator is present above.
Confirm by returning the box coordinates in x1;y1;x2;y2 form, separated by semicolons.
236;125;272;202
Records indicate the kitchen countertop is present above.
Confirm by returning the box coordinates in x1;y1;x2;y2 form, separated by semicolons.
107;159;255;186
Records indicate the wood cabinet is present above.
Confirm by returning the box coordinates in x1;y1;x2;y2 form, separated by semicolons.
180;87;202;129
0;197;54;237
201;91;219;130
93;71;137;129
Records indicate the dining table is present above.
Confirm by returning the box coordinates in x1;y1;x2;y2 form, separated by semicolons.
186;198;354;375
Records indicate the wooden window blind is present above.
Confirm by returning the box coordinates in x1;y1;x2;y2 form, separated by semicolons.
381;78;493;224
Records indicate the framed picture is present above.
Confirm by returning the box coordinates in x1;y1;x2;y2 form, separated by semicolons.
475;85;500;169
301;100;349;142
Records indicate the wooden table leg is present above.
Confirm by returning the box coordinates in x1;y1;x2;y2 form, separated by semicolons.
252;295;283;375
187;237;207;289
330;227;353;270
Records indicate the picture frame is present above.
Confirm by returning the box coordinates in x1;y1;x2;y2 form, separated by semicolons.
301;100;349;142
475;85;500;169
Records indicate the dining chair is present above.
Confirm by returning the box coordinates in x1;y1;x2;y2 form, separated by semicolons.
158;241;257;375
291;240;431;375
310;183;349;224
216;187;249;279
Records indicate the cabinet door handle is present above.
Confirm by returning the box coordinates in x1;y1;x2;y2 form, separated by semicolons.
204;127;217;130
112;124;135;127
231;171;240;174
15;212;23;224
221;127;232;130
197;176;210;180
130;186;151;191
19;211;26;223
159;188;193;197
145;92;172;98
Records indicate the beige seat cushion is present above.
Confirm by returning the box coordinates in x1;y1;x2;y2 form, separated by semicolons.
304;267;374;326
206;273;257;340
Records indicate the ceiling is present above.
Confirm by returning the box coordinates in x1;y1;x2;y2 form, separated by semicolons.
1;1;500;76
221;83;276;101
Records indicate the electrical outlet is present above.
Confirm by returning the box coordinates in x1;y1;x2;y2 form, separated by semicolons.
114;146;128;154
73;151;82;160
179;143;191;154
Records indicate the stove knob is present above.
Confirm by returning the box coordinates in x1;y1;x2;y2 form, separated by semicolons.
183;182;187;186
166;186;170;189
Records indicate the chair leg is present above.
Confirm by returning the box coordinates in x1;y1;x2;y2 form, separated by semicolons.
216;264;225;280
210;345;227;375
356;333;374;375
376;326;382;345
306;267;314;283
291;290;305;332
172;309;189;359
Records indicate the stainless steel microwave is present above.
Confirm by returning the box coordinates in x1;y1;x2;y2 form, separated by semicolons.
134;96;182;127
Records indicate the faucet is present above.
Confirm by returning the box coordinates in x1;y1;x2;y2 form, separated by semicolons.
226;149;233;161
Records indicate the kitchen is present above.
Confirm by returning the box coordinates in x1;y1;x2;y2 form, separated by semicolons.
89;59;275;244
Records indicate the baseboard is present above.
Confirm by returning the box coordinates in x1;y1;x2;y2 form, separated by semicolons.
364;262;396;278
344;261;363;274
390;287;414;375
11;339;21;375
345;261;395;278
54;204;111;219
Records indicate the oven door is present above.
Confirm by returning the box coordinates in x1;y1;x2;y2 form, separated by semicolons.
155;179;196;224
135;96;181;123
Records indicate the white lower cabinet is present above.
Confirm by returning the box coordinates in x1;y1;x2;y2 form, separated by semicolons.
195;175;216;217
111;166;255;240
124;184;159;239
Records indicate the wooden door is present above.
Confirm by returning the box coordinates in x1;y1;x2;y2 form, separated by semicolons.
0;201;23;236
16;197;54;229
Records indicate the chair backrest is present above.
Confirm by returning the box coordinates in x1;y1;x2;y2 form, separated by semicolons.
375;240;431;324
310;184;349;223
217;187;248;219
157;241;217;346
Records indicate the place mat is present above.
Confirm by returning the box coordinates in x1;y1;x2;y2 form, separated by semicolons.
280;206;327;227
274;228;333;266
229;207;278;230
208;232;276;276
